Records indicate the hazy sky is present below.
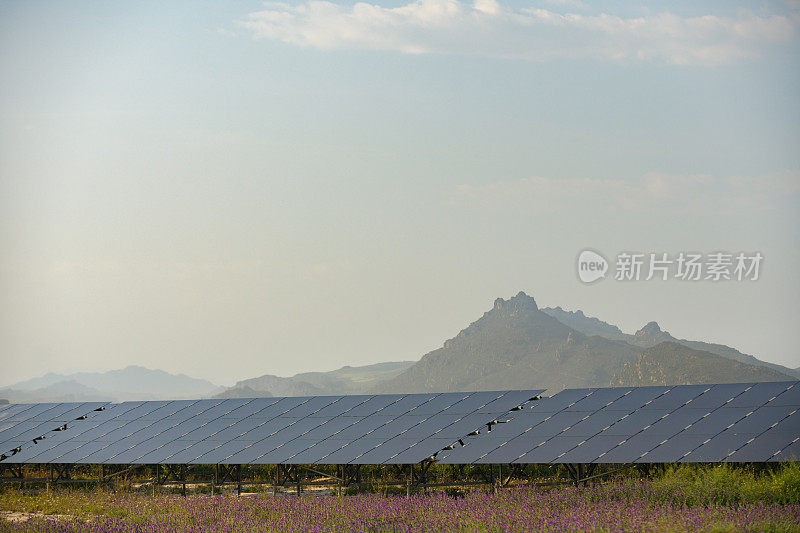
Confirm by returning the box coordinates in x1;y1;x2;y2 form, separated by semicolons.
1;0;799;387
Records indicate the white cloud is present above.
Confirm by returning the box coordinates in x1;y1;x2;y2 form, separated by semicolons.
241;0;797;64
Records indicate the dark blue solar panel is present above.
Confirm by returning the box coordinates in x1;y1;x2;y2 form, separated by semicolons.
332;415;394;439
644;408;710;436
311;396;372;417
551;435;622;464
220;398;280;419
319;439;384;464
566;388;634;411
771;439;800;462
379;395;436;416
436;437;497;463
344;395;406;417
282;397;343;418
722;430;797;463
478;390;545;413
724;382;794;408
522;411;588;437
687;383;754;410
514;436;588;463
604;387;671;411
414;393;471;415
383;439;448;464
170;441;227;464
770;384;800;406
681;407;751;435
203;419;265;441
481;413;546;439
283;439;348;464
560;410;627;437
726;405;797;434
593;433;666;463
642;385;710;410
477;433;552;463
638;434;712;463
602;410;671;435
445;392;505;414
248;397;310;418
689;432;754;462
530;389;594;412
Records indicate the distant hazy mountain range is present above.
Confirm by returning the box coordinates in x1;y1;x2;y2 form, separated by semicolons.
216;362;415;399
0;366;221;403
542;306;800;379
4;292;797;403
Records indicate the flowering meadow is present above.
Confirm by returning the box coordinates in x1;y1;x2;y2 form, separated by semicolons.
1;475;799;533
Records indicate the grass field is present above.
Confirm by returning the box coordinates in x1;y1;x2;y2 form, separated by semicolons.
0;464;798;532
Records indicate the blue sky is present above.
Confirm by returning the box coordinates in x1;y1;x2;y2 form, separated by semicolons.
1;0;798;385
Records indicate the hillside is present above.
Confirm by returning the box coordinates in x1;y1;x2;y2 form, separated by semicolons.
542;307;800;379
2;366;220;402
215;361;415;398
0;380;109;403
378;292;794;393
611;342;795;386
376;292;642;393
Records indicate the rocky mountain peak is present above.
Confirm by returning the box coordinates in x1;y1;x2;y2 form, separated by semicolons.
493;291;538;312
636;321;664;337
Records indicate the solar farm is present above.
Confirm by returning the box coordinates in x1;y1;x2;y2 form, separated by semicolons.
1;381;798;494
0;382;798;531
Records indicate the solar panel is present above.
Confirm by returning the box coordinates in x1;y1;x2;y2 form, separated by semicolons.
687;383;753;410
603;387;671;411
770;384;800;406
594;433;666;463
771;439;800;462
642;385;710;410
514;436;589;463
283;439;348;464
383;439;449;464
637;434;712;463
551;435;622;463
565;388;634;411
2;384;793;467
530;389;594;412
437;435;503;463
310;396;372;417
724;382;794;408
559;410;626;437
344;395;406;417
478;390;542;413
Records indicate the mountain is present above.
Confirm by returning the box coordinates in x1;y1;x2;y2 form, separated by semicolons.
611;342;795;386
215;361;415;398
377;292;642;393
541;307;800;379
0;380;109;403
2;366;220;402
377;292;794;393
540;306;626;339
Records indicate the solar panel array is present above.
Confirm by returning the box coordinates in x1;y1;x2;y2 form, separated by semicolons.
0;402;109;460
1;391;542;465
437;381;800;464
2;383;798;467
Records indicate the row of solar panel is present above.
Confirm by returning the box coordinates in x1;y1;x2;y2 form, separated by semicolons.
0;402;109;458
2;383;797;466
437;381;800;464
1;391;542;465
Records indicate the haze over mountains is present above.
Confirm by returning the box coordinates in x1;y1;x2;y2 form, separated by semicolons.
0;366;220;403
376;292;794;394
3;292;796;403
